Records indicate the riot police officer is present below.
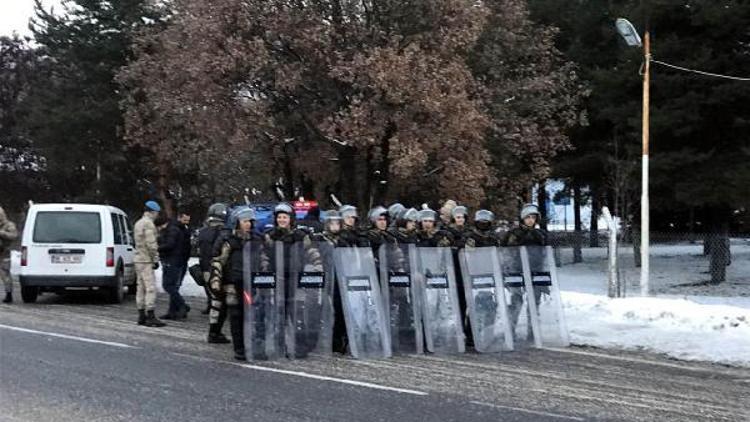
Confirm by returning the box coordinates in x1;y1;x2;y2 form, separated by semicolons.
502;203;548;341
389;207;419;244
365;206;397;256
502;204;547;247
339;204;369;247
446;205;469;249
198;203;231;343
208;207;261;360
387;203;405;229
416;208;453;247
465;209;501;248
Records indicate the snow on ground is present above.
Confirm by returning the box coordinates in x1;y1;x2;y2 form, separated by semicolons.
154;257;206;297
558;241;750;367
10;243;750;367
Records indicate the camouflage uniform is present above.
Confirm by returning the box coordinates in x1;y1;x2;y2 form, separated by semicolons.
133;212;160;311
502;226;547;248
209;230;265;359
464;227;501;248
416;227;453;247
0;206;19;298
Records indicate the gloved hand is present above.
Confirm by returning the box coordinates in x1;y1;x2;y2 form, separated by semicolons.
210;279;222;296
152;262;160;270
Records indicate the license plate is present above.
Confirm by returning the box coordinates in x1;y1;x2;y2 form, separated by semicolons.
51;255;83;264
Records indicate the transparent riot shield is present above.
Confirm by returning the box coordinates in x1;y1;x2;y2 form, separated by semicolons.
334;247;391;359
286;240;335;358
243;240;285;360
498;246;534;346
378;243;423;355
520;246;570;348
459;247;513;353
414;247;465;354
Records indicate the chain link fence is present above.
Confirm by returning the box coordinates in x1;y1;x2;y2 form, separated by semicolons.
549;230;750;297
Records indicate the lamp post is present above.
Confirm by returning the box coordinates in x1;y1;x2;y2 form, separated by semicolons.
616;18;650;296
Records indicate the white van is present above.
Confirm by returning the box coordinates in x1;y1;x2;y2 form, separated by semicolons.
19;204;137;303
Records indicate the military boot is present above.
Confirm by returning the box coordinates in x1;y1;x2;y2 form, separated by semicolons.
207;324;231;344
228;305;246;360
137;309;147;325
2;292;12;304
145;310;166;327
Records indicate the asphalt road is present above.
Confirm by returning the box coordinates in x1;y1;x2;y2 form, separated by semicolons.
1;291;749;422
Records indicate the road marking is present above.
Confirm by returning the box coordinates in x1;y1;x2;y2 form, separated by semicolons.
470;401;586;421
0;324;136;349
235;363;428;396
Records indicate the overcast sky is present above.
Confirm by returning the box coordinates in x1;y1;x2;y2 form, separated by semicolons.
0;0;62;38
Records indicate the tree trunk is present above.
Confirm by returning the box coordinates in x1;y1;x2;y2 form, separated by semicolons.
156;160;174;219
374;122;395;205
708;207;731;284
338;146;357;206
590;191;600;247
573;182;583;263
632;223;641;268
537;180;548;231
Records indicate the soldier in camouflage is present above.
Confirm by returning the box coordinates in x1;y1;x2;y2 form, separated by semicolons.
0;205;19;304
416;208;453;247
389;207;419;244
465;210;501;248
133;201;166;327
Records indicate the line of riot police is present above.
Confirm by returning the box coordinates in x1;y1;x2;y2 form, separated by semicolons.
196;201;569;361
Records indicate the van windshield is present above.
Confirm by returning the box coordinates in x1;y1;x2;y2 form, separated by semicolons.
33;211;102;244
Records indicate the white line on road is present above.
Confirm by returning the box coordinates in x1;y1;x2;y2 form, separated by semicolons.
0;324;137;349
470;401;586;421
237;363;429;396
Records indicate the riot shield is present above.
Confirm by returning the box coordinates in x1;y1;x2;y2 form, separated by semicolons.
520;246;570;348
459;247;513;353
286;240;335;358
498;246;534;346
378;243;423;355
243;240;285;360
334;247;391;359
414;247;465;354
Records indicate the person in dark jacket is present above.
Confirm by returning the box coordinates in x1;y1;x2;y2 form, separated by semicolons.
198;203;231;343
158;214;190;320
177;211;192;284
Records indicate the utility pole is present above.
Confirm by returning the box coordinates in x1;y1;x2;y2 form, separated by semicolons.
640;31;651;296
616;17;651;296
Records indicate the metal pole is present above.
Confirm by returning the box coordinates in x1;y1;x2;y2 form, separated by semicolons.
640;31;651;296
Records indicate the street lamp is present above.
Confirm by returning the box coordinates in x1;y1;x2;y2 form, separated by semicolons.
616;18;651;296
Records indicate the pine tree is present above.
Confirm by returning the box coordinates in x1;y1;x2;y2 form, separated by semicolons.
19;0;159;209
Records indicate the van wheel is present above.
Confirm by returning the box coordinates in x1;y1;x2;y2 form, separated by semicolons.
21;286;39;303
108;270;125;304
